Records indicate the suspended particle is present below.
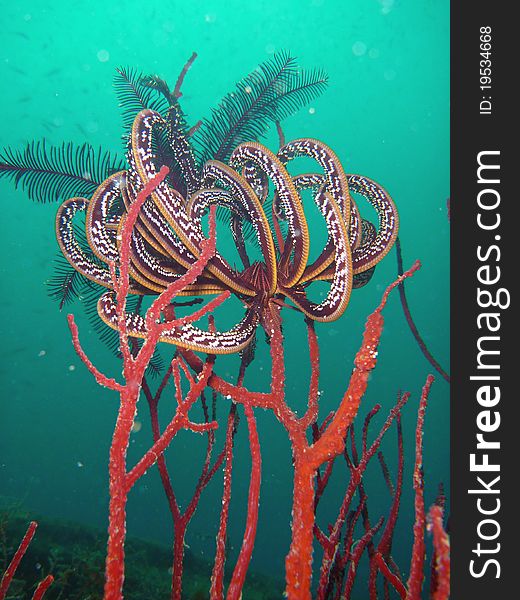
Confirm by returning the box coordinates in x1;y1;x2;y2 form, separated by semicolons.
352;42;367;57
97;49;110;63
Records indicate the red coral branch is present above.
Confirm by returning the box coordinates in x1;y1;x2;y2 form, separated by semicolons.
0;521;38;600
125;357;215;490
0;521;53;600
32;575;55;600
283;262;421;599
60;157;447;600
66;165;232;600
406;375;435;599
301;318;321;429
342;517;384;598
210;405;238;600
316;394;409;599
373;552;407;599
226;403;262;600
369;405;406;597
67;316;123;391
428;504;450;600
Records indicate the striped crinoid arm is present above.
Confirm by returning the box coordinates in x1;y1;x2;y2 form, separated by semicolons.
165;103;201;195
56;197;117;290
200;160;277;295
295;172;398;290
122;172;198;269
86;166;259;355
291;172;362;280
97;291;259;354
56;175;150;295
277;144;398;274
347;174;399;273
229;141;310;288
128;110;203;251
85;171;126;264
127;110;253;297
283;184;353;323
277;138;358;242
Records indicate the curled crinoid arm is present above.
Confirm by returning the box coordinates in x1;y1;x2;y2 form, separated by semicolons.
56;197;115;289
290;172;360;281
129;110;252;296
129;110;201;251
125;228;184;293
85;172;125;263
347;174;399;272
199;160;277;293
165;103;200;194
121;174;198;271
229;142;310;287
283;187;353;322
277;139;353;231
97;291;259;354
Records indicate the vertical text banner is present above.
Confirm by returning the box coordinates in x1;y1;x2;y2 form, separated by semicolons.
451;3;514;599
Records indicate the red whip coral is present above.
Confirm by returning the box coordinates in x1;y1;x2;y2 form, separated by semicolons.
61;164;448;599
0;521;54;600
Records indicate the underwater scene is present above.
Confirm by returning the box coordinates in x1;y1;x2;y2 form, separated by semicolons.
0;1;449;598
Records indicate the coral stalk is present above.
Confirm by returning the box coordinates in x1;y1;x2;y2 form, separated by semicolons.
368;407;406;598
32;575;55;600
428;504;450;600
210;406;238;600
316;395;409;600
396;239;449;383
226;404;262;600
0;521;37;600
0;521;53;600
284;262;421;599
67;165;225;600
406;375;434;599
342;517;384;599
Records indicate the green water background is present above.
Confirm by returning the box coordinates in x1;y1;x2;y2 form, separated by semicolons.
0;0;449;595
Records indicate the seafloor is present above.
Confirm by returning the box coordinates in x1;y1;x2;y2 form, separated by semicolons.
1;504;283;600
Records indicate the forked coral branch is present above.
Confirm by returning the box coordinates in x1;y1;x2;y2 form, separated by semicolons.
66;165;231;600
